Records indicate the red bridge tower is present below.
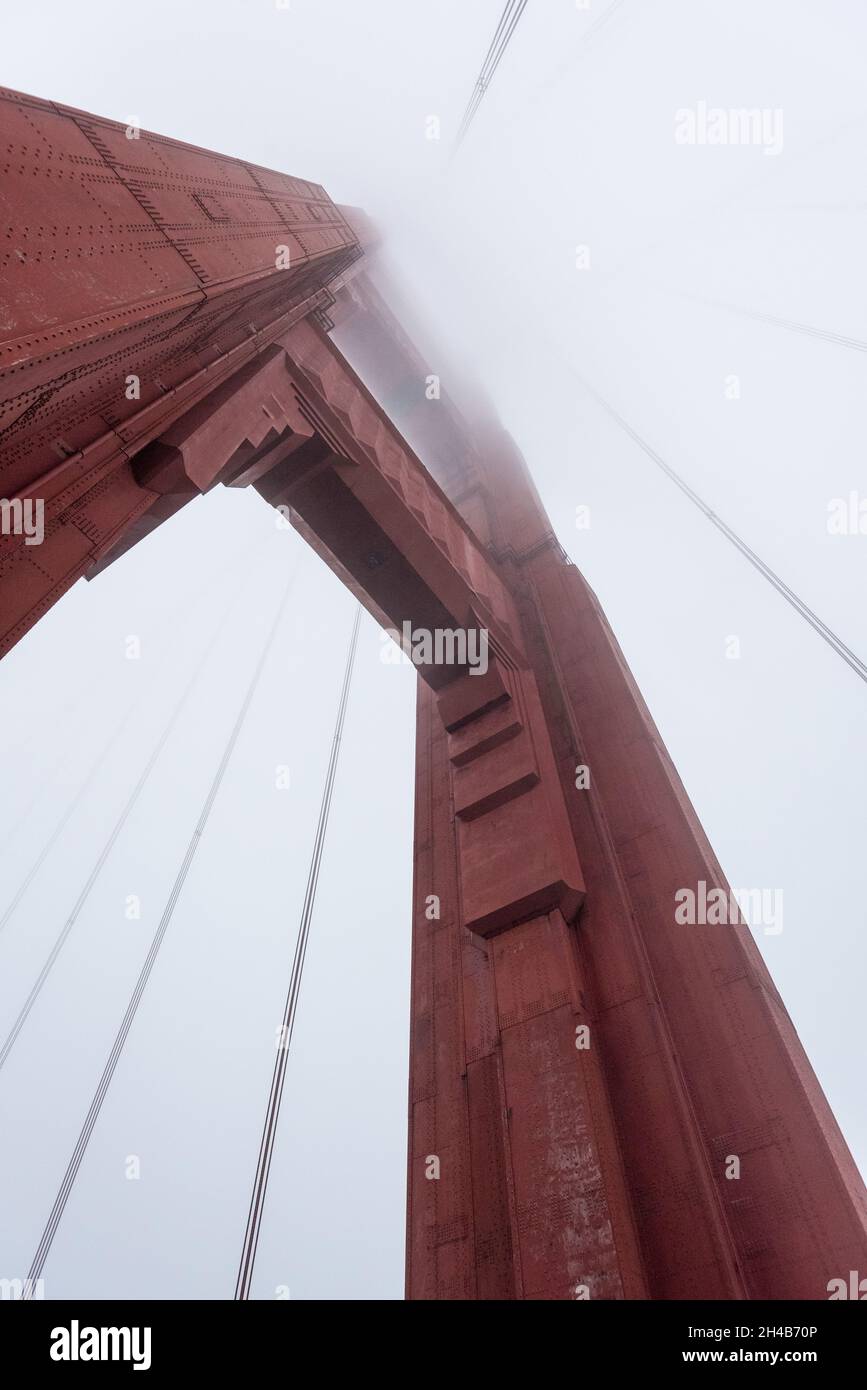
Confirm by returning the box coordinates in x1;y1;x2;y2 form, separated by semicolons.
1;88;865;1299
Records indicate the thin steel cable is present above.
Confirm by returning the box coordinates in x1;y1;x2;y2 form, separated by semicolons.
1;680;110;848
23;572;294;1294
575;374;867;686
454;0;530;151
0;541;273;1066
0;703;138;937
234;605;361;1301
455;1;519;142
680;290;867;354
578;0;627;45
0;532;266;934
458;1;525;139
507;0;627;122
0;599;237;1071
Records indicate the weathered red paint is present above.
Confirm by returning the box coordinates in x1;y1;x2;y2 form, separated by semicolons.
0;86;360;649
1;90;865;1300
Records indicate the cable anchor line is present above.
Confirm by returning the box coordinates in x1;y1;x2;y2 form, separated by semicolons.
453;0;530;152
234;605;361;1301
0;531;267;941
0;544;271;1073
578;375;867;687
22;574;294;1295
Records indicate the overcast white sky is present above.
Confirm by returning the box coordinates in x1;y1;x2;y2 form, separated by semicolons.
1;0;866;1299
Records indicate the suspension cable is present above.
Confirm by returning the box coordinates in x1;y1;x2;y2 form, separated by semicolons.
2;673;120;852
576;374;867;686
0;702;138;938
0;550;273;1071
454;1;530;151
22;572;294;1294
234;604;361;1301
680;289;867;354
0;532;266;937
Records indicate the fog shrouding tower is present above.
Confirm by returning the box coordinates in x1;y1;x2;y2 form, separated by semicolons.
2;89;865;1300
